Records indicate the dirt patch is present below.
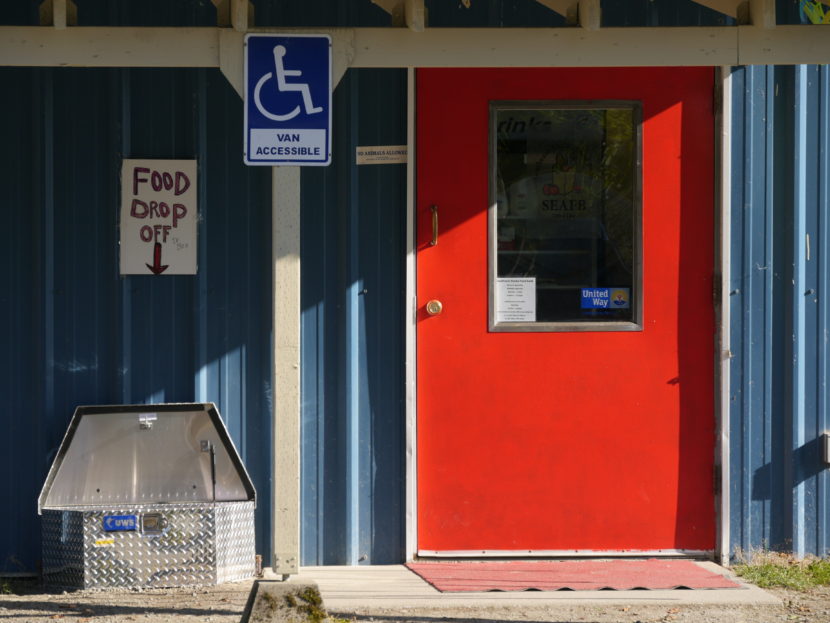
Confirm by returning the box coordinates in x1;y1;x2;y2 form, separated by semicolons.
0;580;254;623
769;585;830;622
1;581;828;623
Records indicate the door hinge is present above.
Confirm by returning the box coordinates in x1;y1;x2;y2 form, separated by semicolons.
713;463;722;496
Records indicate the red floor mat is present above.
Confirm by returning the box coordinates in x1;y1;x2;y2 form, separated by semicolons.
406;560;742;592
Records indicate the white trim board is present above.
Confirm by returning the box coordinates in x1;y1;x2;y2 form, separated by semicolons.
715;66;733;567
418;550;714;558
1;26;830;69
404;67;418;563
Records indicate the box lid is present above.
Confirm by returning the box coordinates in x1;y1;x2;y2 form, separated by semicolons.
39;403;256;512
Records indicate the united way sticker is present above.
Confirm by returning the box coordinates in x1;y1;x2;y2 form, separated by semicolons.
581;287;630;309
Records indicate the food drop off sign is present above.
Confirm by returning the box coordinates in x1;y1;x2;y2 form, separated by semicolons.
120;160;197;275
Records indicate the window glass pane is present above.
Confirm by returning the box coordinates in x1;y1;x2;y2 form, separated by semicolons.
492;104;639;329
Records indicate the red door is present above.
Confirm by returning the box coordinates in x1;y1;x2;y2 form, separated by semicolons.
416;67;715;553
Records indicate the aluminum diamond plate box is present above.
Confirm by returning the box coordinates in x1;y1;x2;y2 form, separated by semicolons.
39;404;256;589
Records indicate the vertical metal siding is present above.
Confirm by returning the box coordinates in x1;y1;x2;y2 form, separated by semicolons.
1;69;38;574
77;0;217;26
253;0;390;27
0;67;272;574
602;0;733;26
730;65;830;558
423;0;564;27
0;3;39;25
300;69;407;565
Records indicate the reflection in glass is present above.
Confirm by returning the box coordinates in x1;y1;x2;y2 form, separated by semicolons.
493;104;639;326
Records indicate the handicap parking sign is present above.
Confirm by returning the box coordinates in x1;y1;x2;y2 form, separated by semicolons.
244;34;332;166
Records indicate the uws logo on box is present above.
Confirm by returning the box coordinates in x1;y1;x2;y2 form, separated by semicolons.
102;515;138;532
120;160;197;275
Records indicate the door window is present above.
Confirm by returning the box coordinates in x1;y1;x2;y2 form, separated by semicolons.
489;102;642;331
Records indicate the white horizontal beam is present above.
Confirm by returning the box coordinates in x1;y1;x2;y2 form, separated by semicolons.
0;27;219;67
1;26;829;69
350;27;738;66
739;25;830;64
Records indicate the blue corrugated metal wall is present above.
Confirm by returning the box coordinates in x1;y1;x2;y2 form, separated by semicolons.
0;67;273;574
730;65;830;558
300;69;407;565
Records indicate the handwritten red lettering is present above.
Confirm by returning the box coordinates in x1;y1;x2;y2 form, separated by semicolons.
130;199;148;218
175;171;190;196
132;167;150;195
172;204;187;228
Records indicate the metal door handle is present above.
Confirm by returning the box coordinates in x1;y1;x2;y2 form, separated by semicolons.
430;205;438;246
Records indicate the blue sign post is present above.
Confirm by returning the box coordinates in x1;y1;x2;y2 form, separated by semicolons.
244;34;332;166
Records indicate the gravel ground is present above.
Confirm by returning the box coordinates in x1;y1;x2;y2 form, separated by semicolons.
0;580;252;622
1;579;829;623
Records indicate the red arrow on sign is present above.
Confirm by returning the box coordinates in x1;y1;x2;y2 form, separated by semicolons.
146;242;169;275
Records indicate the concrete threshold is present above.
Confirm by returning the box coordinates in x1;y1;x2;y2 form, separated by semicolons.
293;563;780;611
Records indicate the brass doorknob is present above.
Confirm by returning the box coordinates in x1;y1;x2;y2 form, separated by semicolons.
426;300;443;316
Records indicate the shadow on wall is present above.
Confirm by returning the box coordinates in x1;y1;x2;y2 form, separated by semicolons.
750;435;826;553
752;437;825;502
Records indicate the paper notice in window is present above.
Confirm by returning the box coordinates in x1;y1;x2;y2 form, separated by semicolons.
496;277;536;322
